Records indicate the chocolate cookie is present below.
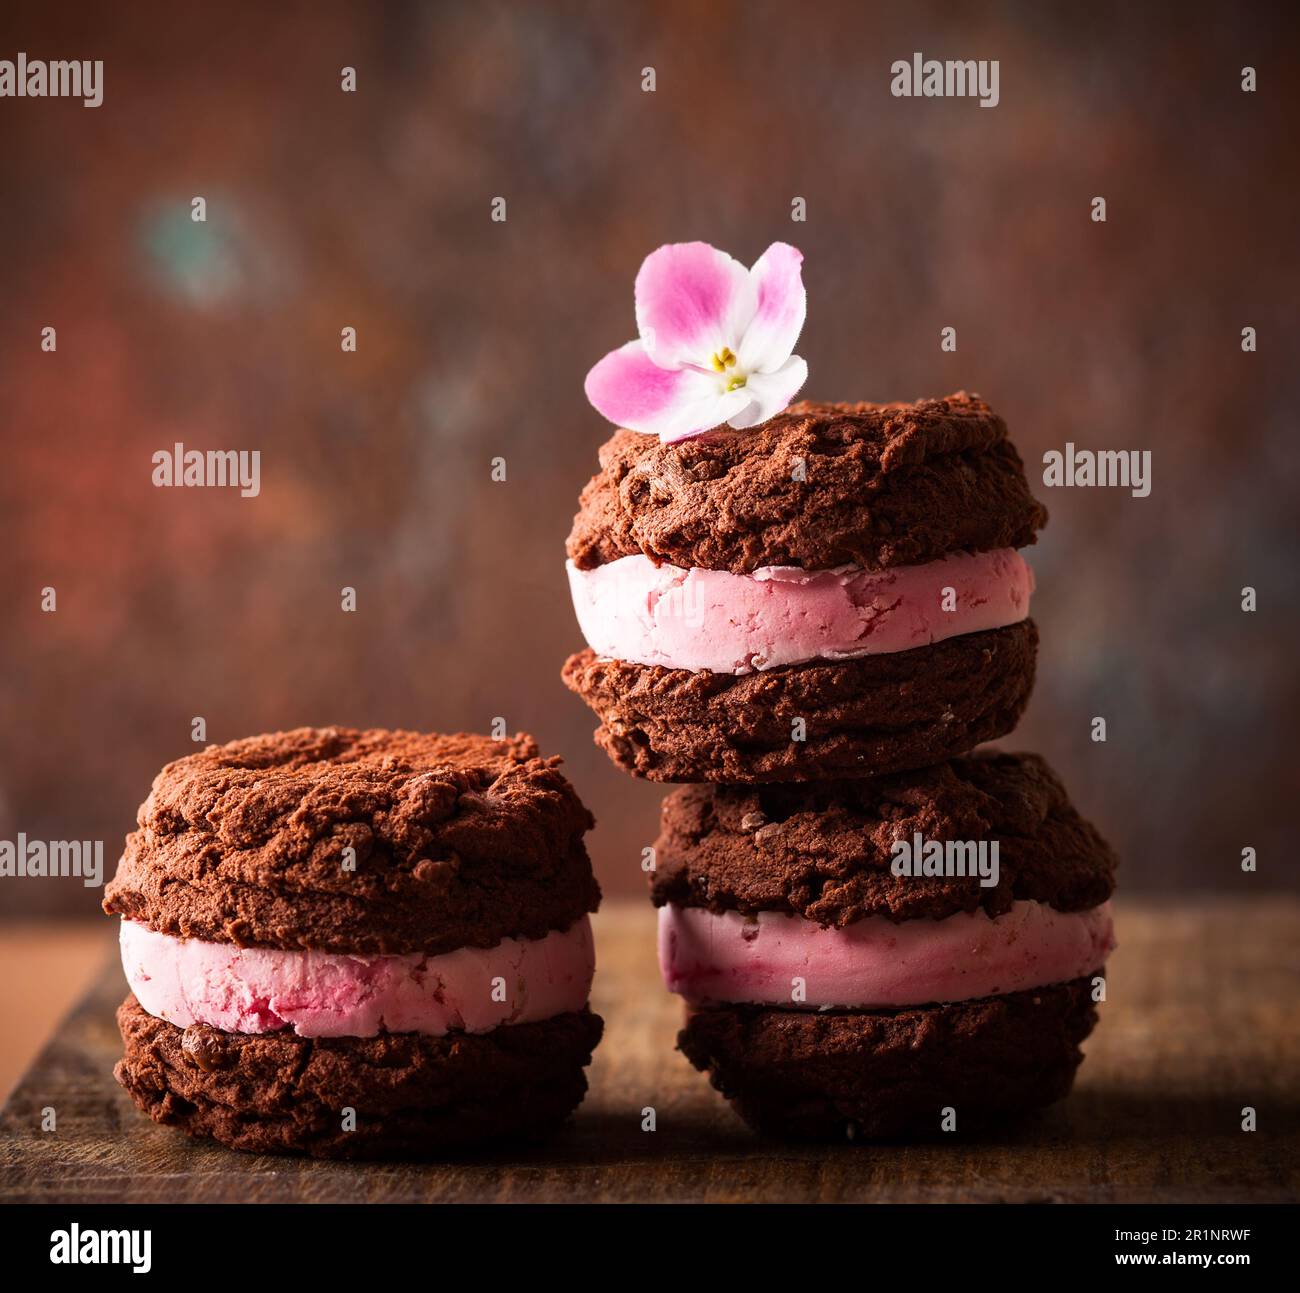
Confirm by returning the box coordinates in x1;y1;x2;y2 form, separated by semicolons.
567;394;1046;575
115;995;604;1158
563;620;1037;783
104;727;600;954
651;750;1117;923
678;978;1099;1140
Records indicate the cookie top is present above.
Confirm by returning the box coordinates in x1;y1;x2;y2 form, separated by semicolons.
567;393;1047;575
650;751;1115;923
104;727;600;955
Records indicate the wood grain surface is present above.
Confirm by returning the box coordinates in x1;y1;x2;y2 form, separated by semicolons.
1;897;1296;1204
0;924;110;1102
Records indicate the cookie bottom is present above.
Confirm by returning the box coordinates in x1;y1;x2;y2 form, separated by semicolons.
677;976;1099;1140
114;994;604;1158
562;620;1037;784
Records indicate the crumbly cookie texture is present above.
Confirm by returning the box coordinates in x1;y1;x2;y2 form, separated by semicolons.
567;394;1047;575
651;750;1117;923
114;995;604;1158
104;727;600;954
562;621;1037;784
678;977;1099;1140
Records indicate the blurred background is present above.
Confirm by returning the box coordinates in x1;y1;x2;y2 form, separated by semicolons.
2;0;1298;942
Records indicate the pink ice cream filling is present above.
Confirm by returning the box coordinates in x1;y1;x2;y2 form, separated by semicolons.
659;901;1115;1010
119;917;596;1038
567;547;1033;674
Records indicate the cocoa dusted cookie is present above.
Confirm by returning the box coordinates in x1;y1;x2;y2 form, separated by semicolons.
563;395;1047;783
567;395;1046;575
652;750;1117;1139
104;727;603;1158
651;750;1117;922
115;996;603;1158
104;726;599;954
563;621;1036;785
678;981;1098;1141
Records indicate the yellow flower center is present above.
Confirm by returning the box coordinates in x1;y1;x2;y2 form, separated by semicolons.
725;375;748;391
710;347;738;372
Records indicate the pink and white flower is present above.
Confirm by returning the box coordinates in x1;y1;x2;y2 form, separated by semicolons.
584;241;808;443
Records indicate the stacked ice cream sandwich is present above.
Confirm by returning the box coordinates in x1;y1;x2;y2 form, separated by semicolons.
563;396;1042;784
564;242;1116;1138
104;727;603;1157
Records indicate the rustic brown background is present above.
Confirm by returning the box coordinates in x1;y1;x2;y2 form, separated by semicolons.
2;0;1297;921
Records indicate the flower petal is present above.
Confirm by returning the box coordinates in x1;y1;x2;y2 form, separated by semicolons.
725;355;808;429
736;242;806;374
634;242;757;370
586;339;751;440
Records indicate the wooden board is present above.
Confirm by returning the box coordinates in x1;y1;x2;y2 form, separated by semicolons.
1;898;1296;1203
